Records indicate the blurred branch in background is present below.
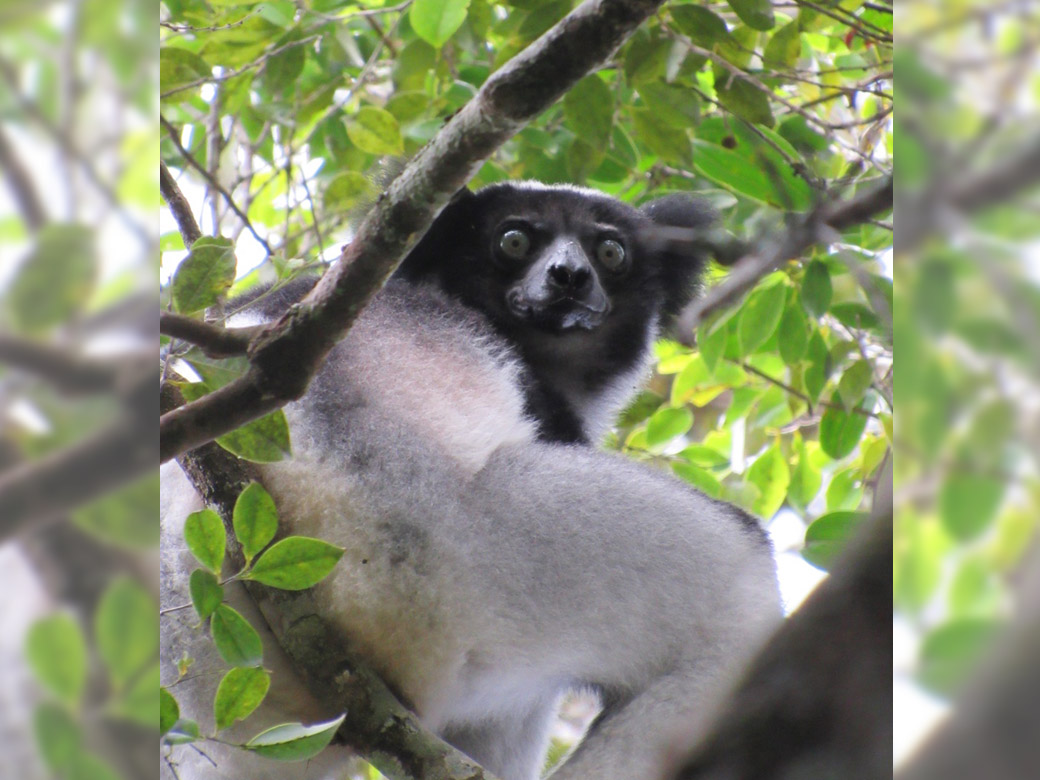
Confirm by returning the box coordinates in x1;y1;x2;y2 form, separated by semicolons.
894;0;1040;774
0;0;156;779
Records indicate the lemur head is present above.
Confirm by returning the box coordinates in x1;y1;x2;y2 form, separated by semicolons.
395;181;715;443
397;181;714;343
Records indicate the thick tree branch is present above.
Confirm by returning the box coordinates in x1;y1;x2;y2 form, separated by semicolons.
159;0;669;464
676;176;894;341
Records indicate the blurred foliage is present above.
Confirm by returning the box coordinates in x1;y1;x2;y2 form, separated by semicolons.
1;0;155;779
159;0;892;773
893;0;1040;746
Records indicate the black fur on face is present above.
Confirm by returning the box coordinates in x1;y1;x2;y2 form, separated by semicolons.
396;181;715;443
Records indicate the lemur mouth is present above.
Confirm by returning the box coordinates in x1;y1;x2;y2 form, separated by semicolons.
506;291;609;332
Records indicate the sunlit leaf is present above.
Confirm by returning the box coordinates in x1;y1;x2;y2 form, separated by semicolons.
183;508;227;574
247;537;345;590
245;714;346;761
411;0;471;48
234;482;280;562
215;667;271;730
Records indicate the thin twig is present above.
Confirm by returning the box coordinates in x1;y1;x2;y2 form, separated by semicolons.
160;114;273;256
160;312;255;357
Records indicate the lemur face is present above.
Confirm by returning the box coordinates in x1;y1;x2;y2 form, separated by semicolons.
396;181;714;341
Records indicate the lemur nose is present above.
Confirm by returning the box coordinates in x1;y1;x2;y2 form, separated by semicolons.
548;262;591;290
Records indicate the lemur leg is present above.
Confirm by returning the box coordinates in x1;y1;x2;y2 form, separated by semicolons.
439;700;558;780
547;666;731;780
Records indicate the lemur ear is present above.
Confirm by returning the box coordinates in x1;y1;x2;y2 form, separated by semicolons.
640;195;716;318
641;193;716;231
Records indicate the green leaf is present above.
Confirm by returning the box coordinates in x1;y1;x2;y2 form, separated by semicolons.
234;482;280;562
787;439;822;510
623;30;670;84
837;360;874;409
713;68;775;127
777;295;809;364
181;384;293;463
939;474;1005;541
802;511;868;570
164;718;201;746
639;82;701;129
800;261;832;317
917;619;1000;697
727;0;775;31
645;406;694;448
160;47;211;102
670;5;733;49
826;468;864;511
65;753;121;780
803;330;829;402
211;605;264;667
264;32;307;94
672;462;722;497
831;302;883;332
322;171;373;212
219;409;293;463
112;661;160;728
247;537;345;590
563;76;614;150
160;688;180;736
763;21;801;68
631;108;691;166
95;578;158;689
215;667;271;730
25;615;87;705
746;443;790;518
697;317;729;372
737;280;787;355
184;508;227;574
692;140;806;208
410;0;471;48
189;569;224;620
245;714;346;761
8;224;96;333
34;703;82;772
819;401;869;459
346;107;404;156
172;236;236;314
73;472;159;548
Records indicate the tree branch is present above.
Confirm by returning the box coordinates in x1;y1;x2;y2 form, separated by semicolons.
676;176;894;341
0;334;144;395
160;312;253;357
0;371;154;540
160;160;202;248
159;0;670;464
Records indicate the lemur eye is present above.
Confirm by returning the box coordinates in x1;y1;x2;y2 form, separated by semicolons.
499;229;531;259
596;239;626;271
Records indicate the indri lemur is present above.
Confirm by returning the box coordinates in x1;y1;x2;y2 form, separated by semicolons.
160;182;781;780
